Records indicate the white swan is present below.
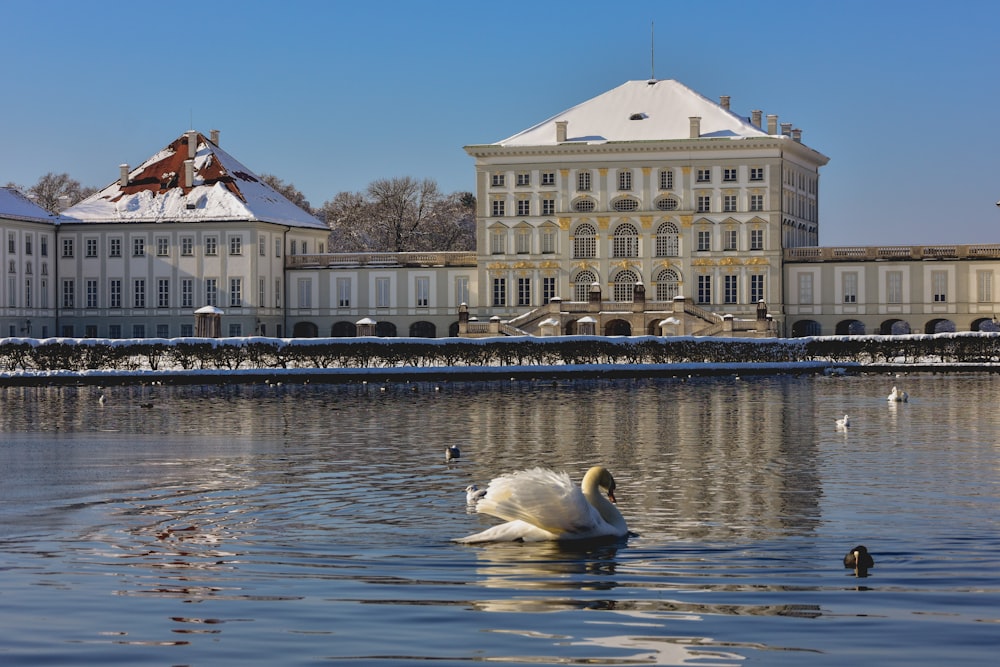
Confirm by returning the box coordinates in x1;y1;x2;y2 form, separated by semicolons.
836;414;850;429
887;386;909;402
455;466;628;543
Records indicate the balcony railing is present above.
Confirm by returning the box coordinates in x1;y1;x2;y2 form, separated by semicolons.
784;244;1000;262
286;251;477;269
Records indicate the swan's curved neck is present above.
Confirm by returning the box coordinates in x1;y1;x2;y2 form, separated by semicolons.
581;467;626;529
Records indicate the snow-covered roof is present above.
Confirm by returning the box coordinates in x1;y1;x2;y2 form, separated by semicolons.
0;187;63;224
62;131;327;229
495;79;770;146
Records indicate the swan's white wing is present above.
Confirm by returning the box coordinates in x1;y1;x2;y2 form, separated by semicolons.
475;468;604;537
454;519;558;543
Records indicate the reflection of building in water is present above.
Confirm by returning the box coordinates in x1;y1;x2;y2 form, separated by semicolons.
462;378;821;541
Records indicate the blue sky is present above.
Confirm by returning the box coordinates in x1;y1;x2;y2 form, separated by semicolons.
2;0;998;246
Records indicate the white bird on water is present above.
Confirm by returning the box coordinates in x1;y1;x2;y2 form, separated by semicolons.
465;484;487;504
455;466;628;543
887;386;909;402
445;445;461;463
836;414;851;429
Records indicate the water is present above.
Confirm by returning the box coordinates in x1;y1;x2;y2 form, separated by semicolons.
1;373;999;665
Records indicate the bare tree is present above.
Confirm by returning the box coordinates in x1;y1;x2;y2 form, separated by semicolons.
26;173;96;213
320;177;475;253
260;173;313;214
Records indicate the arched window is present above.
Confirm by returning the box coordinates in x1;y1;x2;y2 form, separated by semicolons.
613;269;639;302
655;221;679;257
573;270;597;302
572;223;597;258
655;268;680;302
409;321;436;338
612;223;638;257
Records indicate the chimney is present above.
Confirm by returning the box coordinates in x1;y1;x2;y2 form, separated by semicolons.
791;128;802;143
119;164;129;187
556;120;568;143
719;95;730;111
780;122;792;136
186;129;198;158
689;116;701;139
751;110;762;128
767;114;778;135
210;129;220;145
57;195;70;211
184;159;194;188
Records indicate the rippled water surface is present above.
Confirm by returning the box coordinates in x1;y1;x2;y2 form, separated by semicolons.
2;373;999;665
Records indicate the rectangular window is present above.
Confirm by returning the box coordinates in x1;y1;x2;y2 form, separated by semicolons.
180;237;193;256
492;277;507;306
205;278;218;307
375;277;390;308
577;171;591;191
723;168;737;182
977;270;993;303
618;170;632;190
109;238;122;257
296;278;311;308
7;233;14;253
229;236;243;255
26;236;33;255
750;274;765;304
724;230;737;251
275;278;281;307
337;277;351;308
109;279;122;309
750;229;764;250
932;270;947;302
516;229;531;254
517;199;530;216
491;173;505;187
85;238;98;257
132;238;145;257
275;238;282;257
24;278;31;308
515;172;530;186
886;271;903;304
86;279;98;309
133;279;146;308
491;199;505;217
156;237;169;256
750;194;764;211
230;278;243;307
543;276;556;304
490;228;506;255
181;324;193;337
541;227;556;254
259;236;266;256
697;230;711;251
723;194;737;212
415;276;430;307
62;238;74;258
40;236;48;257
228;323;242;337
259;277;266;308
517;277;531;306
132;324;145;339
750;167;764;181
109;324;121;339
541;197;555;216
181;278;193;308
697;275;712;304
158;278;170;308
62;279;75;308
696;168;711;183
842;272;858;304
541;171;555;186
659;169;673;190
205;237;218;256
156;324;169;338
724;275;738;304
697;194;711;212
455;276;470;305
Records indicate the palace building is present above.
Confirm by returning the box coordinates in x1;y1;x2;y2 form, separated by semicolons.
2;80;998;339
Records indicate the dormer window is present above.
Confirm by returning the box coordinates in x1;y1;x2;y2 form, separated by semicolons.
629;113;647;120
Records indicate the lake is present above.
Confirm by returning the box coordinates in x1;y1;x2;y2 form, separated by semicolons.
1;372;998;665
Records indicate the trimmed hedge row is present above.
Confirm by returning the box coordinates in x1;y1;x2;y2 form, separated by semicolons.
0;332;997;373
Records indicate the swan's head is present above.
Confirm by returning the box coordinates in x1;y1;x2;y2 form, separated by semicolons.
585;466;617;504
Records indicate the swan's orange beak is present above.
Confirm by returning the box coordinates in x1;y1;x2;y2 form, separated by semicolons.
607;489;617;504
